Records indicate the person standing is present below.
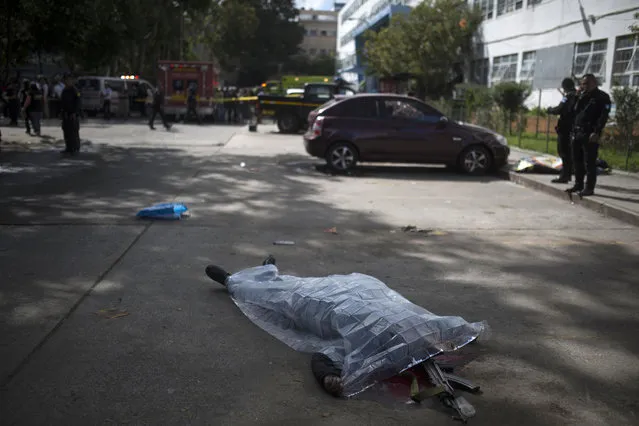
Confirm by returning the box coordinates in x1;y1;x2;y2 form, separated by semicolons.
149;84;171;130
21;83;43;136
185;82;201;124
39;76;50;119
100;83;112;120
60;74;81;155
19;80;32;134
547;78;578;184
567;74;612;197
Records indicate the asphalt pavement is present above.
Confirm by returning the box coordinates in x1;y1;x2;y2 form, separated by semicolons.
1;121;638;426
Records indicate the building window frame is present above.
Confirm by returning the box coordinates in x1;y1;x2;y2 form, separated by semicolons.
520;50;536;81
572;39;608;82
477;0;494;20
471;58;489;85
491;53;519;84
612;34;639;87
497;0;523;17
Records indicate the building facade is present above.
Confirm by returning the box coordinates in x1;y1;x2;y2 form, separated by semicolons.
336;0;639;107
299;9;339;57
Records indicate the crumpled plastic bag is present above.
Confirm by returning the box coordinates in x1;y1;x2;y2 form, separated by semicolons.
136;202;189;220
226;265;487;397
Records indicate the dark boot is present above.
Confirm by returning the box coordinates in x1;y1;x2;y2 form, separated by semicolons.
579;188;595;197
262;255;276;266
551;177;571;184
565;184;583;193
205;265;230;286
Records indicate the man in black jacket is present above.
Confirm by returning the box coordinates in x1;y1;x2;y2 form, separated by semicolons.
568;74;612;197
547;78;578;184
149;83;171;130
60;74;81;154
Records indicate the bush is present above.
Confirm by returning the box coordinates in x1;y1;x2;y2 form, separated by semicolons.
492;81;532;134
610;86;639;168
528;106;548;117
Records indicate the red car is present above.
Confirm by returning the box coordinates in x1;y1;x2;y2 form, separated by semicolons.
303;93;509;174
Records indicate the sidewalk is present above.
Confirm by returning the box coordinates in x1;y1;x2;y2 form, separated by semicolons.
503;147;639;227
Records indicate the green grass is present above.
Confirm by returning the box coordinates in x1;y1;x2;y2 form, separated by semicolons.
507;133;639;172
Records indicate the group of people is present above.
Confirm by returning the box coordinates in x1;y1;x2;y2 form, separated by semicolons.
2;77;47;136
547;73;612;197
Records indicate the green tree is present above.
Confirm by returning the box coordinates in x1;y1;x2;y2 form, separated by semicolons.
285;53;336;76
492;81;531;134
611;87;639;169
364;0;483;98
630;11;639;33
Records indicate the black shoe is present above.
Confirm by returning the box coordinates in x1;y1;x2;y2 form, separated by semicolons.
262;255;276;266
579;188;595;197
551;177;571;184
205;265;231;286
565;185;583;193
149;126;156;130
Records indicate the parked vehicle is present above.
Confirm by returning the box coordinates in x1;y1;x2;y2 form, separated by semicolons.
157;60;218;119
257;82;355;134
303;94;510;175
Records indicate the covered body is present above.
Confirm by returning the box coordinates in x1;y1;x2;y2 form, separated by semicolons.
226;265;487;397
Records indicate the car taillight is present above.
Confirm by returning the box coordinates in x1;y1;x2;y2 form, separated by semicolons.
311;116;324;138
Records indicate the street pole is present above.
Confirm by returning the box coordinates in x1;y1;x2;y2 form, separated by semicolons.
180;3;184;60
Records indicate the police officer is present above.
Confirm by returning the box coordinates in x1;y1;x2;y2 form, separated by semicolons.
60;73;81;155
185;82;201;124
547;78;578;184
149;83;171;130
568;74;612;197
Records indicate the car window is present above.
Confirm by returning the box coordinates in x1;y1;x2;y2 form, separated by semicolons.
380;99;441;123
77;79;100;91
306;85;333;100
107;80;126;93
330;98;378;118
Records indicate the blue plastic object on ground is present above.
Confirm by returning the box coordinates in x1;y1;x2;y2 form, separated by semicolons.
136;203;189;220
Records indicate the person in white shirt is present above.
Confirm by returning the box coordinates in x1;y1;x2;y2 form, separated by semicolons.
100;84;113;120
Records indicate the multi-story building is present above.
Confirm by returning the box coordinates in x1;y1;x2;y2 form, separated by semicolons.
299;9;339;58
336;0;639;107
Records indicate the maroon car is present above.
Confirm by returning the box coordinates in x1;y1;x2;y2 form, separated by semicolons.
303;94;510;174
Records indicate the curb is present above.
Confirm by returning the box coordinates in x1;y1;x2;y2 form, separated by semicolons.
499;168;639;227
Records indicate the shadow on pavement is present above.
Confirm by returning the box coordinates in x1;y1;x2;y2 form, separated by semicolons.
0;142;638;426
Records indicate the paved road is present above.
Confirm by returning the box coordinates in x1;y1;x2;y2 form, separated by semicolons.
1;123;638;426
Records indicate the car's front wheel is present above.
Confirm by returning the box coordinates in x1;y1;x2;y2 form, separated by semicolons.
326;142;358;172
277;113;299;134
458;145;493;175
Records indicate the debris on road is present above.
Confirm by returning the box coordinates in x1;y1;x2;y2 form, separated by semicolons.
95;308;129;319
324;227;338;234
400;226;448;236
136;203;189;220
273;240;295;245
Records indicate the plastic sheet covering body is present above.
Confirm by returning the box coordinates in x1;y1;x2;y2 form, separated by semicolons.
226;265;487;397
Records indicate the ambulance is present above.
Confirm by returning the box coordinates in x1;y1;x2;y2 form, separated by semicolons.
157;61;219;118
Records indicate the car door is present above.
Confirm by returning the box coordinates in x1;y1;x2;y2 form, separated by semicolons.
327;97;389;161
378;98;453;162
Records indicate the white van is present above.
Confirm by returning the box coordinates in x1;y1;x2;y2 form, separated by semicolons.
76;76;154;117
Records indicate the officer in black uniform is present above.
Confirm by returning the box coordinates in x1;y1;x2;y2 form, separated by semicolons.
568;74;612;197
60;73;81;154
149;83;171;130
547;78;578;184
185;82;201;124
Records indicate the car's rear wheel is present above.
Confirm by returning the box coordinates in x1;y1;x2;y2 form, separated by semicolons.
458;145;493;175
326;142;358;172
277;113;299;134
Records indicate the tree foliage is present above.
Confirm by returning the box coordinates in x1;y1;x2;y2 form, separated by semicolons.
285;54;336;76
630;11;639;33
610;87;639;166
492;81;531;133
364;0;483;98
0;0;303;86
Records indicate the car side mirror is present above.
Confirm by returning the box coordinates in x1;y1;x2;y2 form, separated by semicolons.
436;116;448;128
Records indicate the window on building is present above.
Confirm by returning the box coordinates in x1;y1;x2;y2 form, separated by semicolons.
573;39;608;82
491;54;518;83
477;0;494;20
612;35;639;87
320;49;327;55
310;29;318;36
471;58;489;85
527;0;543;7
497;0;523;16
520;51;536;81
312;14;318;20
320;30;327;36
